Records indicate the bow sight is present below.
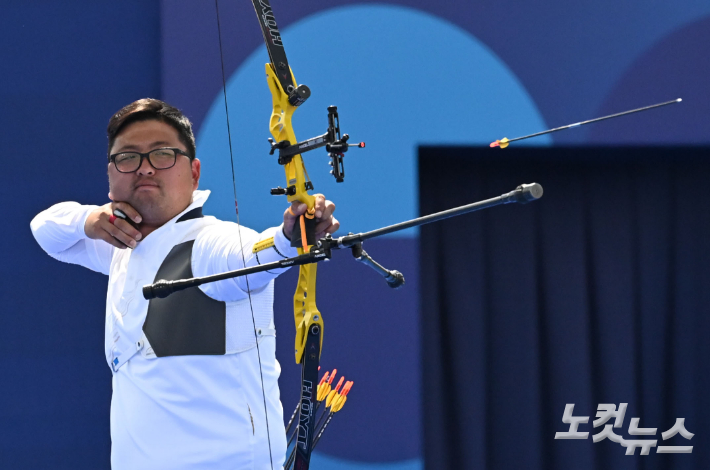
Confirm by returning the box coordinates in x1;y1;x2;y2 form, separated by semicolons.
268;105;365;196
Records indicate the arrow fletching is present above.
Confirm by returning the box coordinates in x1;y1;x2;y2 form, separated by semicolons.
325;377;345;408
490;137;509;149
331;381;353;412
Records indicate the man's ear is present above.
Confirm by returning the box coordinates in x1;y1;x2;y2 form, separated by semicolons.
192;158;201;190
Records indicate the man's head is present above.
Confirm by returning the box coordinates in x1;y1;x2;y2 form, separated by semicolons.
107;99;200;228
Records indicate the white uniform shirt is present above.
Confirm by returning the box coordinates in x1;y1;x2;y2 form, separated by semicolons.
30;190;294;470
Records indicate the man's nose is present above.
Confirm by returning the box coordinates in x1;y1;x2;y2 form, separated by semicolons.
136;155;155;176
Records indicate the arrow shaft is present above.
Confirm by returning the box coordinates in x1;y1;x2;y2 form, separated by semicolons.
506;98;681;143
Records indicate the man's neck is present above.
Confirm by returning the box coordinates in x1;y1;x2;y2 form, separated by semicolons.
134;199;194;239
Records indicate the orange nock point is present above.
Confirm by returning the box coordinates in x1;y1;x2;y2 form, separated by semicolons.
327;369;337;385
319;371;330;386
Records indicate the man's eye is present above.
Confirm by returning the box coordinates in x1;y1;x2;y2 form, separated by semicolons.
116;153;139;164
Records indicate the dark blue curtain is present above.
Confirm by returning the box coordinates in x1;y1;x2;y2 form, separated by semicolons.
0;3;160;468
420;146;710;470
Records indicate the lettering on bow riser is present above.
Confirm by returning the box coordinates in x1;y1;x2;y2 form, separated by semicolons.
258;0;283;46
297;380;314;450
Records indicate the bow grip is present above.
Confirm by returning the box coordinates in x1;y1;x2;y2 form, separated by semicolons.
290;212;318;248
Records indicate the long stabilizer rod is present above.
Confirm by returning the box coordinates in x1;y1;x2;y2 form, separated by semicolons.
333;183;543;247
143;183;543;300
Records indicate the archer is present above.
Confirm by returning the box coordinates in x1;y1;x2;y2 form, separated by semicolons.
30;98;338;469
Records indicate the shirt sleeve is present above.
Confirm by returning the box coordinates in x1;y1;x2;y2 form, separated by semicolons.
193;221;299;302
30;202;114;275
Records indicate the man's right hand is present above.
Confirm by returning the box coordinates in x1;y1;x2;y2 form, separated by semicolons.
84;202;143;249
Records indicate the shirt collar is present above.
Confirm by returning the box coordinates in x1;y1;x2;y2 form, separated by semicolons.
170;189;210;224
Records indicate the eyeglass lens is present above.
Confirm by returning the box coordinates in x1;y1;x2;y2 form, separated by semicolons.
114;149;177;173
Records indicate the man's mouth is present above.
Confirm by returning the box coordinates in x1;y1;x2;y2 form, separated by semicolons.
135;181;159;190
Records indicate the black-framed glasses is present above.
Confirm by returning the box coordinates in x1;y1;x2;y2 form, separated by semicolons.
108;147;190;173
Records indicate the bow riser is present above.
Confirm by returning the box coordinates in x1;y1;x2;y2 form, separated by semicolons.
265;63;324;365
265;65;315;208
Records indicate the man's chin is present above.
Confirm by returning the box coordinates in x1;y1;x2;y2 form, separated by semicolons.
128;194;164;220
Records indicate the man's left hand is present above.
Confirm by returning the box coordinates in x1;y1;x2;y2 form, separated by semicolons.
283;194;339;241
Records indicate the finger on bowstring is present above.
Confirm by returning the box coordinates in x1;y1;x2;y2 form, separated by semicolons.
105;222;137;248
112;202;142;224
113;217;142;242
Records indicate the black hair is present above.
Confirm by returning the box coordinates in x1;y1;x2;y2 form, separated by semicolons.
107;98;196;159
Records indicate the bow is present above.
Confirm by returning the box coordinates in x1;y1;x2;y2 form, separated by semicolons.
213;1;363;467
247;2;370;467
256;6;323;468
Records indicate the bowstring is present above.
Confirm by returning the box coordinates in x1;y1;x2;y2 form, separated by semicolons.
214;1;275;468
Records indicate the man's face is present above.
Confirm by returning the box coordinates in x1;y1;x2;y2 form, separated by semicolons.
108;119;200;225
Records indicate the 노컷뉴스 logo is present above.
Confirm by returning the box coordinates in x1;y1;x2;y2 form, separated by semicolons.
555;404;694;455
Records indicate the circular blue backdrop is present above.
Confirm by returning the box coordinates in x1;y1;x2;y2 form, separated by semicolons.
197;5;550;468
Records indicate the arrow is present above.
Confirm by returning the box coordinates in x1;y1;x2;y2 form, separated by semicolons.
490;98;682;148
312;381;353;449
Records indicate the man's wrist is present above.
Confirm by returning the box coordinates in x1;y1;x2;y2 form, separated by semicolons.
274;223;298;258
80;205;100;238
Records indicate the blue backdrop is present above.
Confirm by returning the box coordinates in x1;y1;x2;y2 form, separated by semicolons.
1;0;708;468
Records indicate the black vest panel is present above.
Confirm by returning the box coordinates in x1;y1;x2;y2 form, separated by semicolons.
143;240;226;357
